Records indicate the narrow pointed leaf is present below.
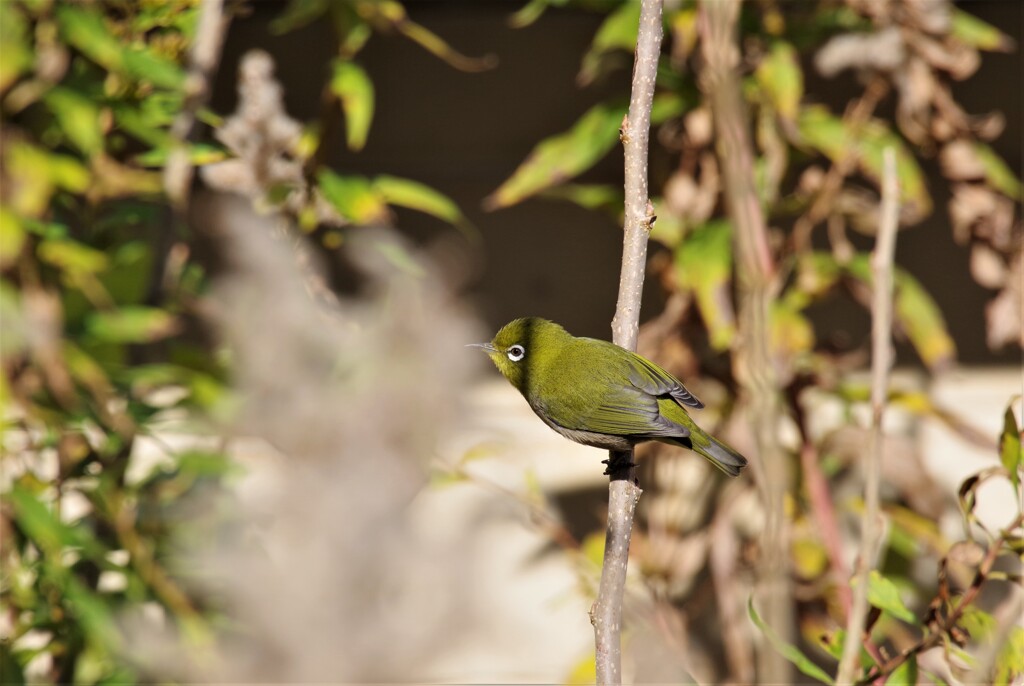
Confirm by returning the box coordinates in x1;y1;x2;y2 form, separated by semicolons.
748;596;836;684
330;60;375;151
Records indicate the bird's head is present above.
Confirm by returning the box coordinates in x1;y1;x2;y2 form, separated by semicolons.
468;317;570;392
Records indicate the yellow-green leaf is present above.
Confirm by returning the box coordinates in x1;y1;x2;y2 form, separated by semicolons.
579;1;640;85
0;3;32;92
1000;405;1022;492
330;59;375;151
951;8;1014;52
372;175;468;229
0;207;26;269
885;655;917;685
864;570;917;624
38;238;109;275
565;650;597;685
45;87;104;156
756;41;803;120
86;307;180;343
748;596;836;684
676;220;736;350
485;101;626;209
317;170;388;224
973;142;1022;200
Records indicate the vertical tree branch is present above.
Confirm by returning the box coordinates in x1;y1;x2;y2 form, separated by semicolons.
835;147;900;686
698;1;790;681
164;0;230;211
592;1;663;683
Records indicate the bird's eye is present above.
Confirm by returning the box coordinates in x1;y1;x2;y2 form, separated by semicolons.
507;345;525;362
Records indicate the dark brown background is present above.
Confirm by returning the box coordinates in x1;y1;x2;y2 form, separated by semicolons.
212;1;1022;366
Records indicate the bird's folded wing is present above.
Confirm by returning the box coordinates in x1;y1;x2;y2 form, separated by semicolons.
571;385;689;438
627;352;704;409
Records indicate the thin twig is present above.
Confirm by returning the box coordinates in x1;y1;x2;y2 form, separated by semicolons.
836;146;900;686
592;2;663;683
698;1;791;681
164;0;230;211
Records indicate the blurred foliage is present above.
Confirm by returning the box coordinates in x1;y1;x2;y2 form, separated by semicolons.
487;0;1023;683
1;0;478;682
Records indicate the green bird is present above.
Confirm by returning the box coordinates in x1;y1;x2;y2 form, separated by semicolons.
470;317;747;477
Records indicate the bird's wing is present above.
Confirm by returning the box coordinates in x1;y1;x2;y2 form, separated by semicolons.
570;383;689;438
626;352;705;409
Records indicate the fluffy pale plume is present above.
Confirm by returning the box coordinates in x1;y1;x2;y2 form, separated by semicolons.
131;194;481;681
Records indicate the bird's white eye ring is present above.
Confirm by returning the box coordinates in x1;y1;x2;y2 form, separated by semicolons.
507;345;525;362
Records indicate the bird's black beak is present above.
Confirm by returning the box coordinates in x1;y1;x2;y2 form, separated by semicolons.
466;342;497;353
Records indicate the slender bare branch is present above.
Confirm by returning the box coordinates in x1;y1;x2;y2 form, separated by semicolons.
592;1;663;683
835;146;900;686
698;0;791;681
164;0;230;210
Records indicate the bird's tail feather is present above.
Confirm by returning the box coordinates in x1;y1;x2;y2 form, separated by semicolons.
666;430;748;477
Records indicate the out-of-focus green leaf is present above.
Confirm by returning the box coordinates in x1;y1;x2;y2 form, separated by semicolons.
885;655;917;685
86;307;180;344
676;220;735;350
771;297;815;359
797;252;842;298
863;570;917;624
748;596;836;684
330;60;375;151
951;8;1014;52
973;142;1023;200
1000;404;1022;493
318;170;389;224
650;92;687;124
541;184;623;215
846;256;956;370
756;41;803;120
270;0;329;34
134;143;227;168
62;574;121;650
798;107;930;218
486;102;626;209
0;3;32;92
0;208;25;269
45;87;104;156
995;626;1024;685
579;1;640;85
39;238;109;276
359;0;496;72
858;122;931;219
5;143;90;217
372;175;470;232
56;5;184;89
10;487;105;559
891;268;955;369
798;106;850;161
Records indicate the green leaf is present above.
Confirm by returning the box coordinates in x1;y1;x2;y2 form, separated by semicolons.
846;256;956;370
995;626;1024;685
38;238;110;276
579;1;640;84
0;207;26;269
317;170;388;224
885;655;917;685
756;41;803;120
676;220;736;350
798;107;931;219
9;487;105;559
1000;405;1022;493
86;307;180;344
0;2;32;92
973;142;1022;200
748;596;836;684
56;5;184;89
950;9;1014;52
372;175;469;230
541;184;623;214
133;143;227;168
270;0;329;34
864;570;917;624
485;101;626;209
330;60;375;151
45;87;104;156
891;268;956;369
